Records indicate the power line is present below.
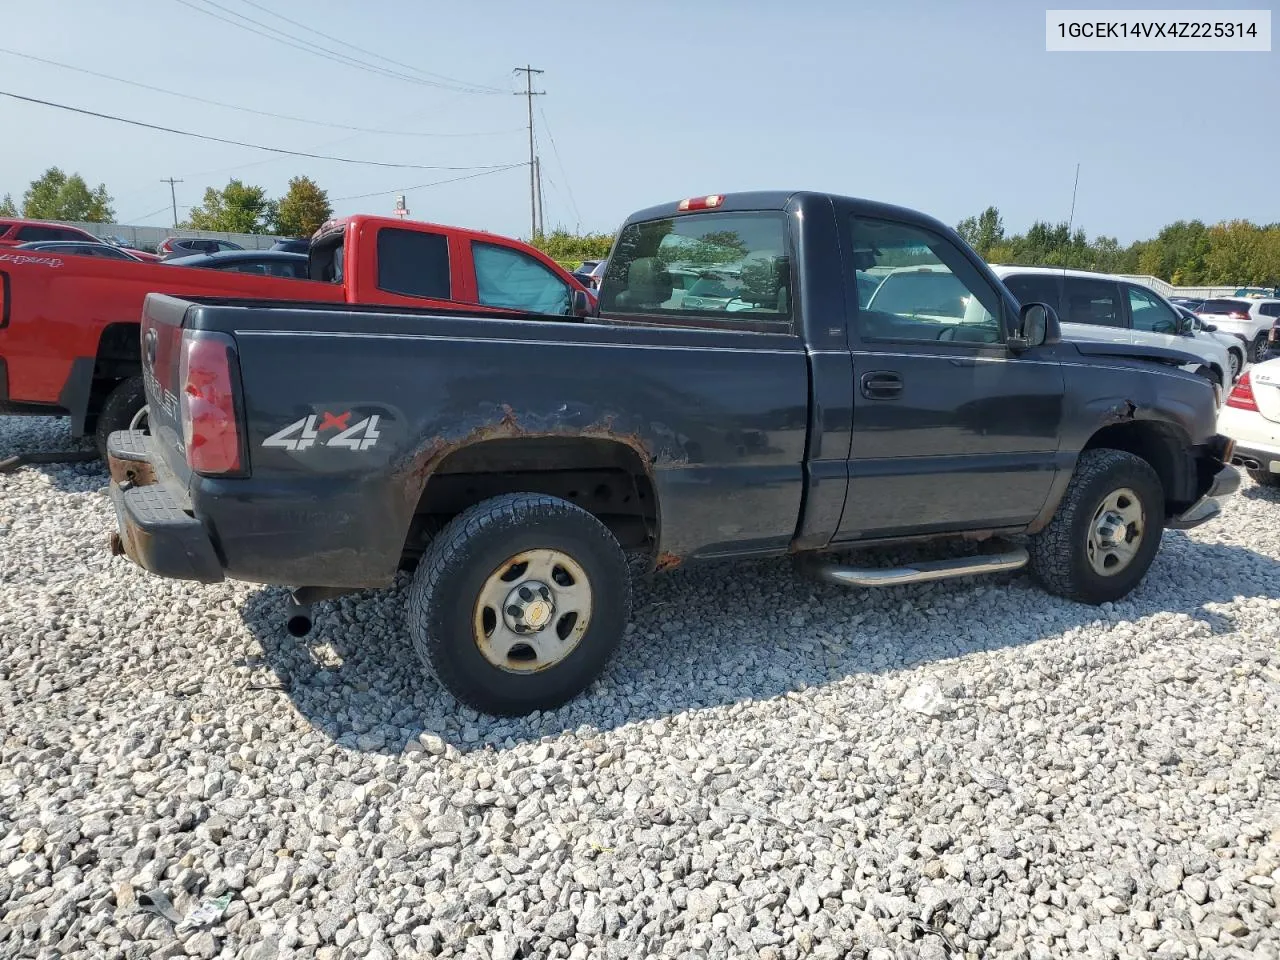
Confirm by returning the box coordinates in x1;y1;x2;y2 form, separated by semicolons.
329;163;525;203
0;48;520;138
233;0;507;94
0;90;518;171
174;0;504;95
123;203;179;224
538;105;582;232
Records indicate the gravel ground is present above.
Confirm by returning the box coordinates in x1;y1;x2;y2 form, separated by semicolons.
1;415;1278;960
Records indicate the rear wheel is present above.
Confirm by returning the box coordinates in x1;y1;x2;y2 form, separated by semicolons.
1250;333;1269;363
1247;467;1280;488
1029;449;1165;604
407;493;631;716
93;376;148;458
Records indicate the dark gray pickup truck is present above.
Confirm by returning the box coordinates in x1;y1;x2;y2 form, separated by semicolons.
106;192;1239;715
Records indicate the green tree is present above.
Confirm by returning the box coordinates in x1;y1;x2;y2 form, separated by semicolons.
0;193;15;217
1136;220;1211;284
185;179;275;234
1205;220;1275;286
529;228;615;268
956;206;1004;258
21;167;115;221
273;175;333;237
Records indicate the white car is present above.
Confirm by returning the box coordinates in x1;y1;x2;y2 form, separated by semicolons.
990;266;1233;398
1173;305;1248;382
1219;358;1280;488
1196;297;1280;363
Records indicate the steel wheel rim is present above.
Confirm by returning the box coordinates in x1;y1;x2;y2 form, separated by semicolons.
1087;487;1145;577
129;404;150;432
473;548;592;673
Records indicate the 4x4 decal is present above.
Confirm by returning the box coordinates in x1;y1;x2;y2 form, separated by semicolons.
263;412;381;452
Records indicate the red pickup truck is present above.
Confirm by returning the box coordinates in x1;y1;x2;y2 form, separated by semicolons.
0;214;592;452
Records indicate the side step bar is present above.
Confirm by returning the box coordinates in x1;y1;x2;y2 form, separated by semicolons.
807;544;1029;588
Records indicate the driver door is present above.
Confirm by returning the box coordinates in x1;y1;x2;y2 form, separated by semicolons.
834;214;1066;541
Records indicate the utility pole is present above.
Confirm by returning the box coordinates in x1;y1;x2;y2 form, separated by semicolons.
160;177;183;227
534;156;545;236
512;65;544;239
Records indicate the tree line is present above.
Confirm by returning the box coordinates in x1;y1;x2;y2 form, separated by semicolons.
957;206;1280;287
0;168;335;238
9;169;1274;283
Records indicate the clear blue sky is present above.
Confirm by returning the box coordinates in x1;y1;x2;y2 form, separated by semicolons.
1;0;1276;242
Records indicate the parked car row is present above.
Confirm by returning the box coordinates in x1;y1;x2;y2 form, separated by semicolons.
1171;295;1280;363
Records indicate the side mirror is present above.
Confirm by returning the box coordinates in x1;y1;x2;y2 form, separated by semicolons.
1174;315;1195;336
1009;302;1052;352
1201;321;1217;333
570;288;594;319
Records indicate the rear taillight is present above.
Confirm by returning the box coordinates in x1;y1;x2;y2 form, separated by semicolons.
179;330;244;475
1226;371;1259;412
1230;311;1250;321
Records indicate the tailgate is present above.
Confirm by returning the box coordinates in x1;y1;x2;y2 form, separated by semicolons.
140;293;195;487
1251;360;1280;423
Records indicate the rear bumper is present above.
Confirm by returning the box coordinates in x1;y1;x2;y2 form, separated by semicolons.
1166;435;1241;530
107;430;224;584
1230;441;1280;475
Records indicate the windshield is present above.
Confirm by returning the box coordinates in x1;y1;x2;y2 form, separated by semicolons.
688;276;743;299
867;271;971;319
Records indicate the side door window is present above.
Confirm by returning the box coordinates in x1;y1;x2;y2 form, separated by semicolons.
1060;277;1122;327
1127;286;1181;334
851;217;1002;345
1001;273;1062;315
15;226;63;242
472;242;570;315
376;228;451;300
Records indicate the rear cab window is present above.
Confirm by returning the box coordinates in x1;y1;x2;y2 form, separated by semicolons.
376;227;451;300
599;211;792;328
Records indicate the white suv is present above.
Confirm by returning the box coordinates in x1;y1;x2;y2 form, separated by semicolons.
1195;297;1280;363
992;266;1234;397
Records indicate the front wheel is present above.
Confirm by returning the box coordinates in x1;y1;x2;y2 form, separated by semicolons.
1029;449;1165;604
1228;349;1243;382
93;376;148;458
406;493;631;716
1250;333;1269;363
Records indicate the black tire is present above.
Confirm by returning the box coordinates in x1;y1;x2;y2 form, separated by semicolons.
1228;349;1243;382
406;493;631;716
1247;468;1280;488
1029;449;1165;605
1250;334;1269;363
93;376;148;458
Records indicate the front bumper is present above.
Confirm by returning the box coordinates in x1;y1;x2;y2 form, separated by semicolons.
1166;435;1241;530
107;430;225;584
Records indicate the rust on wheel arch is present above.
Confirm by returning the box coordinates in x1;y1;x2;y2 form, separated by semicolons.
394;403;661;518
